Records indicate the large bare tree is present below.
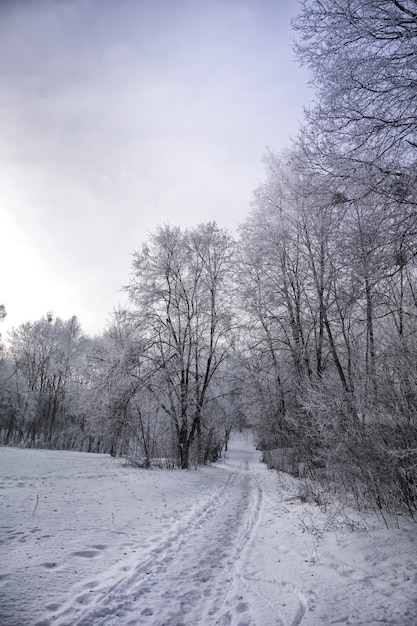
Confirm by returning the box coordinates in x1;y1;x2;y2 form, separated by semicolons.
125;223;235;468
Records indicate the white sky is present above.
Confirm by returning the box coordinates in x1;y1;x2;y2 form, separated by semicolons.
0;0;312;337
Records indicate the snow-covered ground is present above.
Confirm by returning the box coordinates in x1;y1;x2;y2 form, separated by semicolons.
1;432;416;626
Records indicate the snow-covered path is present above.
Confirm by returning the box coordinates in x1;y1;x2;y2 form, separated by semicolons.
51;442;265;626
1;433;416;625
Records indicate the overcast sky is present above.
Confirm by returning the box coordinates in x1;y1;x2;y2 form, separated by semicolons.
0;0;311;337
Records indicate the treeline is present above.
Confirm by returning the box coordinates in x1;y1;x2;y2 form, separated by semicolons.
0;183;416;515
243;0;417;518
240;151;417;519
1;0;417;518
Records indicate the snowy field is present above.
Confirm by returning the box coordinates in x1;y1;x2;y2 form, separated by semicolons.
1;433;416;626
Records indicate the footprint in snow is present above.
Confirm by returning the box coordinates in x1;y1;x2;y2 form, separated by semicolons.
236;601;249;613
141;607;154;616
71;544;107;559
40;562;59;569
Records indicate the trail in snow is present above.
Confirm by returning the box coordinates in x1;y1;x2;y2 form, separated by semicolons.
1;434;416;626
45;442;281;626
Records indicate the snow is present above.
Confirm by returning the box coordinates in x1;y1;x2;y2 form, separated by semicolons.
1;432;416;625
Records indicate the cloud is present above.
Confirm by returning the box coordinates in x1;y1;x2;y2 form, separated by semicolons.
0;0;311;336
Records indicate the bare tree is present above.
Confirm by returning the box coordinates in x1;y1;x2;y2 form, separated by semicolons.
7;314;85;447
125;223;235;468
293;0;417;168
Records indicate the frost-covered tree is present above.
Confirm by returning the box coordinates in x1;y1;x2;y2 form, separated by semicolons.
239;146;417;516
81;311;171;463
293;0;417;168
0;304;16;444
238;150;351;464
7;313;86;447
0;303;6;353
125;223;236;468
